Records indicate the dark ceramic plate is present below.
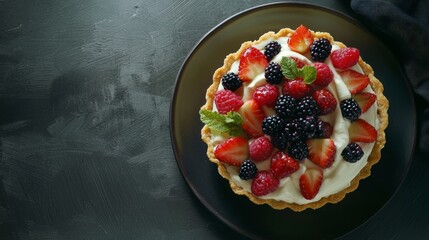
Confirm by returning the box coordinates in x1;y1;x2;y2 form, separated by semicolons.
170;3;415;239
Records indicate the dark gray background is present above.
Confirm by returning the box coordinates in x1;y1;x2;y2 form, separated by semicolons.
0;0;427;239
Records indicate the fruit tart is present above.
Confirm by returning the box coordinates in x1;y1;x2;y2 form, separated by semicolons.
200;25;388;211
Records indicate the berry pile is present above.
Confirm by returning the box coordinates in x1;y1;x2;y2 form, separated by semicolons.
203;25;378;201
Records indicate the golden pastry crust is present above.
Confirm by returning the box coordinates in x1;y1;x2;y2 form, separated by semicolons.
200;28;389;212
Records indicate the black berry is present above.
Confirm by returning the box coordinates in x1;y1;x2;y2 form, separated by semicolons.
275;95;297;119
340;98;361;121
264;41;282;61
265;62;283;84
284;120;304;142
239;160;258;180
221;72;242;91
310;38;332;62
295;96;318;117
271;131;289;150
296;116;317;139
288;141;308;161
262;116;286;136
314;118;333;138
341;142;364;163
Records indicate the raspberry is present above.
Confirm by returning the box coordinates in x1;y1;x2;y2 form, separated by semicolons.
330;47;360;69
251;171;280;196
270;151;300;179
340;98;361;121
253;84;279;107
288;141;309;161
295;96;318;117
310;38;332;62
265;62;283;84
296;116;317;139
282;78;313;99
264;41;281;61
275;95;297;119
214;90;244;114
221;72;242;91
341;142;364;163
239;160;258;180
249;136;274;161
290;57;307;68
313;62;334;87
314;118;333;138
262;115;286;136
270;131;289;150
312;89;337;115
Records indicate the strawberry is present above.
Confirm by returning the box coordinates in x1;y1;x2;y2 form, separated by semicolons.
282;78;313;99
249;136;274;162
330;47;360;69
214;90;244;114
339;69;370;94
299;168;323;200
252;84;279;107
353;92;376;113
270;151;300;179
251;171;280;196
238;47;269;82
290;57;308;68
312;89;337;115
313;62;334;87
306;138;336;168
288;25;314;54
349;119;377;143
214;136;249;166
238;100;265;138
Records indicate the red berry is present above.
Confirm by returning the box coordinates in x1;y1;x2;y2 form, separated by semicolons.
249;136;274;162
313;62;334;87
214;90;244;114
253;84;279;107
282;78;313;99
214;137;249;166
288;25;314;54
238;47;269;82
251;171;280;196
349;119;377;143
330;47;360;69
300;168;323;200
290;57;308;68
270;151;300;179
306;138;336;169
312;89;337;115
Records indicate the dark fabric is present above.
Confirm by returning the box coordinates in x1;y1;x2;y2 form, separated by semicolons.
351;0;429;153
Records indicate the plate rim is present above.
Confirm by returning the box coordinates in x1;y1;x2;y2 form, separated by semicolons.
170;2;417;239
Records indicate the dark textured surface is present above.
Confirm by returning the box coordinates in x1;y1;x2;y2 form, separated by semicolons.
0;0;427;239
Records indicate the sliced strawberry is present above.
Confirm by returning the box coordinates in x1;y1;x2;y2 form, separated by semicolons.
288;25;314;54
306;138;336;168
349;119;377;143
339;70;370;94
238;47;269;82
353;92;376;113
214;136;249;166
270;151;300;179
299;168;323;200
238;100;265;138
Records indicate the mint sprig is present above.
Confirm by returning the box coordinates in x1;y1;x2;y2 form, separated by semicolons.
280;57;317;84
199;109;243;136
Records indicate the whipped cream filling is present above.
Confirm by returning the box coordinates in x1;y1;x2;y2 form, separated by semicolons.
211;37;379;204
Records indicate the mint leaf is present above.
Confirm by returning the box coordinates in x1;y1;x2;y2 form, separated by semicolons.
280;57;299;80
199;109;243;136
300;65;317;84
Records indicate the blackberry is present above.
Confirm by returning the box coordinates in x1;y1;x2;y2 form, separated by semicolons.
262;116;286;136
340;98;361;121
284;120;304;142
295;96;318;117
271;131;289;150
264;41;282;61
296;116;317;139
275;95;297;119
265;62;283;84
310;38;332;62
341;142;364;163
288;141;308;161
314;118;333;138
221;72;242;91
239;160;258;180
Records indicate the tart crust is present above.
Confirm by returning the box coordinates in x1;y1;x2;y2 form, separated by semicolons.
200;28;389;211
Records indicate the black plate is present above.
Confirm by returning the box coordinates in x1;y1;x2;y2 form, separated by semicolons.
170;3;416;239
